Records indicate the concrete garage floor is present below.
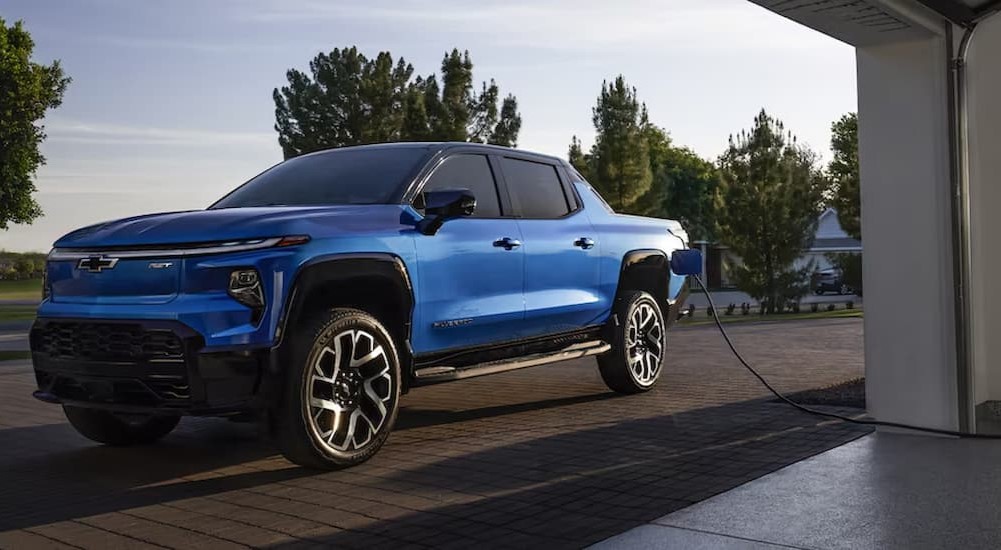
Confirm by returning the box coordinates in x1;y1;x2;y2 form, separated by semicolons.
0;319;867;548
597;432;1001;549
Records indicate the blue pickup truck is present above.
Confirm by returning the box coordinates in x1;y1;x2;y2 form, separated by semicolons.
29;142;693;468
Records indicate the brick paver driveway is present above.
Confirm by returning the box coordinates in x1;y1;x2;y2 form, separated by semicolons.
0;318;868;549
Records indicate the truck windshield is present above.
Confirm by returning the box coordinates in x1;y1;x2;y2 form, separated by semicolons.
210;146;431;209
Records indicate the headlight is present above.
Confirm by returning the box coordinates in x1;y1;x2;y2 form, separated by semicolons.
228;269;265;319
41;263;51;301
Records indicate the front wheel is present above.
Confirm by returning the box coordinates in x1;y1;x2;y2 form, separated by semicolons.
274;308;401;469
598;290;666;394
63;406;179;446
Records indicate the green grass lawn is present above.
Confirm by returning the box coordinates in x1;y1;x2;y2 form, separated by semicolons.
0;305;38;322
679;307;862;327
0;279;42;301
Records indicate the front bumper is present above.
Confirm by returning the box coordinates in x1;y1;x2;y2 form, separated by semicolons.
29;318;270;415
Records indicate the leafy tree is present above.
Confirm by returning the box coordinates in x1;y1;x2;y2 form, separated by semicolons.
0;19;70;230
828;113;860;240
570;76;651;213
654;144;719;241
275;47;521;159
715;110;827;312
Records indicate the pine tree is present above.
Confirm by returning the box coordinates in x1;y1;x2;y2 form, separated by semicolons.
715;110;827;312
488;95;521;147
586;76;652;212
568;77;717;235
274;47;521;158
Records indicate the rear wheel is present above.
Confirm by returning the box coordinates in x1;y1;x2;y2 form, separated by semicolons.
274;308;401;469
63;406;179;446
598;290;666;394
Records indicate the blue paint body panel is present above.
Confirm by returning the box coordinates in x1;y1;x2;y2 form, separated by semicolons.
37;148;691;358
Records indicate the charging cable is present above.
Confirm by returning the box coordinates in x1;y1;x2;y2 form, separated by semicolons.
692;274;1001;439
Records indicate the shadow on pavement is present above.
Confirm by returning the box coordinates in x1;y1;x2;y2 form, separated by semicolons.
0;395;870;548
265;400;872;548
0;390;620;532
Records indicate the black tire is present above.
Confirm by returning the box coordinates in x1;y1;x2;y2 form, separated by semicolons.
598;290;666;394
63;406;179;446
274;308;401;469
815;289;825;295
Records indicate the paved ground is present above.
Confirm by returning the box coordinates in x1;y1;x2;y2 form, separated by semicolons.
599;432;1001;549
0;318;868;549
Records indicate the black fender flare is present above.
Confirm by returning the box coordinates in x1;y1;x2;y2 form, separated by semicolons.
267;253;415;382
615;249;672;316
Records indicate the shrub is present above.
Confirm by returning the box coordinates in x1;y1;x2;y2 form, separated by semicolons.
827;252;863;297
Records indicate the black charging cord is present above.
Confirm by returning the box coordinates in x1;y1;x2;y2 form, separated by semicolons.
693;274;1001;439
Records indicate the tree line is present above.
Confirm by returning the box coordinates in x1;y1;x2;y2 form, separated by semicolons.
274;47;521;159
1;23;860;308
569;76;859;311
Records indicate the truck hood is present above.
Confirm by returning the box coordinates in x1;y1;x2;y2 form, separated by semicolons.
53;205;411;249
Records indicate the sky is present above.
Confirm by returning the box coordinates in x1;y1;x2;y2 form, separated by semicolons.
0;0;857;252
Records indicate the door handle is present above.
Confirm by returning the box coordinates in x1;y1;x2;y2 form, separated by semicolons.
574;237;595;250
493;237;522;250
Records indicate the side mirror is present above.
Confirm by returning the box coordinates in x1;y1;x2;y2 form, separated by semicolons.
417;189;476;235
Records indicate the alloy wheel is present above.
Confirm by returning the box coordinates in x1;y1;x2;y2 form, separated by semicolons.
304;329;394;453
625;302;664;386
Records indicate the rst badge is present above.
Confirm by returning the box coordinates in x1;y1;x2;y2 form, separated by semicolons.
77;255;119;273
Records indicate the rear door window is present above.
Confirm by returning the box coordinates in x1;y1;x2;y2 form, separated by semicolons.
500;158;571;219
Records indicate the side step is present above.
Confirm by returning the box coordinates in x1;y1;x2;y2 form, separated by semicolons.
413;340;611;385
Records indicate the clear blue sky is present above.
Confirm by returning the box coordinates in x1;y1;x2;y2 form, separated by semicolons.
0;0;857;252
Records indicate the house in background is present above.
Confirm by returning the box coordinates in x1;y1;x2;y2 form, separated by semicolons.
695;208;862;289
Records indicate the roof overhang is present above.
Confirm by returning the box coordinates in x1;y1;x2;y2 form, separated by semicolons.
749;0;1001;46
748;0;942;45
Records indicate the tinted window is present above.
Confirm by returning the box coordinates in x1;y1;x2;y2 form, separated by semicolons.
420;155;502;218
501;158;570;218
211;147;430;208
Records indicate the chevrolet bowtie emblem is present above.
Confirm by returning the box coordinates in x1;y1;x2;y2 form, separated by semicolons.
77;255;119;273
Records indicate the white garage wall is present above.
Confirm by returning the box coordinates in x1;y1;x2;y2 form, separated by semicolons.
857;36;960;431
966;14;1001;408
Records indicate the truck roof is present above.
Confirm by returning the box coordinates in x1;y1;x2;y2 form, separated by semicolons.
296;141;566;165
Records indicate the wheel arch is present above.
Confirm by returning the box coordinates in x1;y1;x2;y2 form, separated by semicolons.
615;249;672;318
271;253;415;388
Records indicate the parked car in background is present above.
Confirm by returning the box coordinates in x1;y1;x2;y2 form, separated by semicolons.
28;142;694;469
813;268;852;295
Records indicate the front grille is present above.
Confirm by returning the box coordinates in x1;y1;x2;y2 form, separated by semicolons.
31;321;184;362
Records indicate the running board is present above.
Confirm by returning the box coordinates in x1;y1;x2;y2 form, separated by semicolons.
413;340;611;385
